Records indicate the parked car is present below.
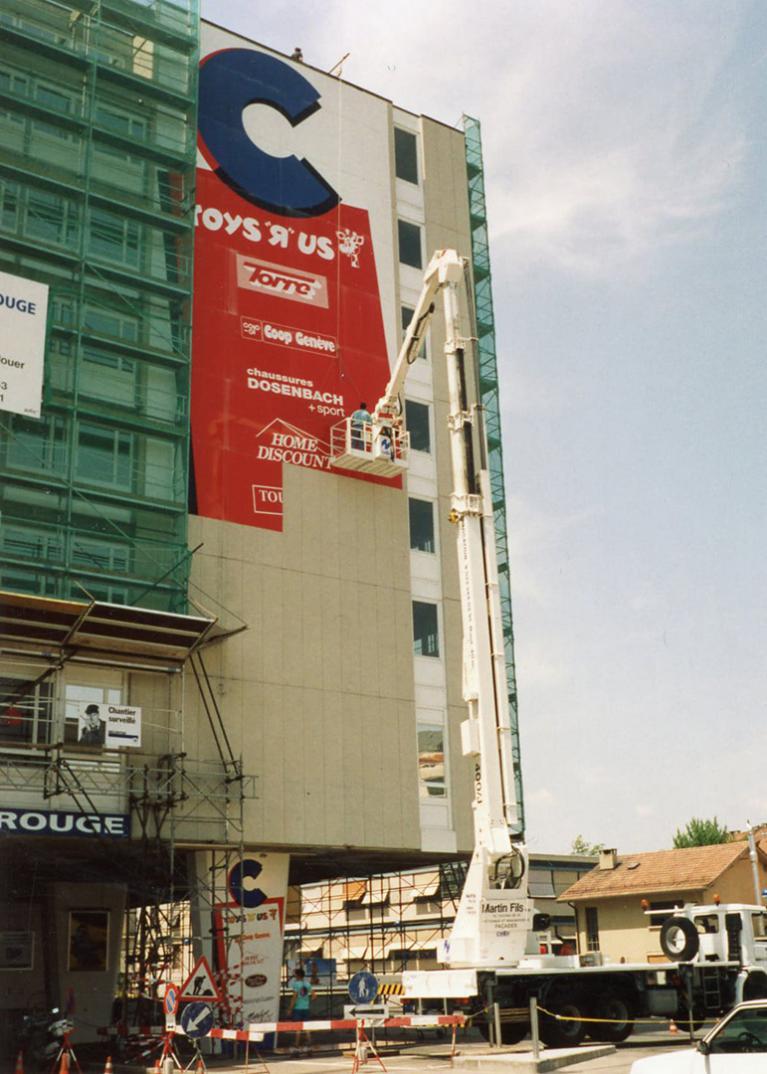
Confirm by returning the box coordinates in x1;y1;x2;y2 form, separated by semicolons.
631;1000;767;1072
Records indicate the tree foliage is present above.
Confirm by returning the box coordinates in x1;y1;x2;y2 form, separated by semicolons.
571;834;605;856
672;816;730;848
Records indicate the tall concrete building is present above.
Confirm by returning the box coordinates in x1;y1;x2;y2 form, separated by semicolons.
0;2;522;1048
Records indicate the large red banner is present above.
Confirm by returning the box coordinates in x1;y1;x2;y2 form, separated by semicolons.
191;169;397;531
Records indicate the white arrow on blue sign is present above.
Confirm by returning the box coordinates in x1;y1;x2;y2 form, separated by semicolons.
180;1002;214;1039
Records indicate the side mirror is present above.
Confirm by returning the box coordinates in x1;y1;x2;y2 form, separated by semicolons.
697;1040;710;1056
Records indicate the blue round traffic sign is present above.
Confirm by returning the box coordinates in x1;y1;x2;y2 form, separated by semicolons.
164;984;178;1017
348;971;378;1005
180;1002;214;1039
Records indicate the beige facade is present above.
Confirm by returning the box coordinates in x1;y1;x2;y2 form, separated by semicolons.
184;105;478;864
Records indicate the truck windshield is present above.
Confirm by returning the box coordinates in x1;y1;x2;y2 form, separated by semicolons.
752;913;767;939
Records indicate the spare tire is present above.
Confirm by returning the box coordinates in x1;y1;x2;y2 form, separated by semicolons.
660;916;699;962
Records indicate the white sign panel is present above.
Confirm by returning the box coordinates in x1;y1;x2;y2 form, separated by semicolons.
217;897;285;1024
0;270;49;418
192;851;289;1026
78;703;142;748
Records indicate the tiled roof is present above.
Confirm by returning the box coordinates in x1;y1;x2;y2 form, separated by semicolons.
558;842;750;901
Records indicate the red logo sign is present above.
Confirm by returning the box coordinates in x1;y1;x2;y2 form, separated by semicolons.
191;168;399;531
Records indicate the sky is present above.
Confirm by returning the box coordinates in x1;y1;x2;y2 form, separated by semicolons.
200;1;767;855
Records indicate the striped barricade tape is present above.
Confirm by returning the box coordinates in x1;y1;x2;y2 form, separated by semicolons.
208;1028;265;1042
99;1013;466;1043
180;1014;464;1040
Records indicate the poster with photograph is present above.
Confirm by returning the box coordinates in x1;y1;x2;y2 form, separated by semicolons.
68;910;109;971
77;703;141;749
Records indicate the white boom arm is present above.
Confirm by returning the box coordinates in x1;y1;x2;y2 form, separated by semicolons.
374;250;534;967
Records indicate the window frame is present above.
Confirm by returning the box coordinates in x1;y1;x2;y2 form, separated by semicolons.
397;218;423;269
412;599;440;658
408;497;436;553
405;399;431;454
416;722;446;799
394;127;419;185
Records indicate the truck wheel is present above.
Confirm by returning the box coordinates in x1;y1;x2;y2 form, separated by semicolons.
660;916;699;962
538;1000;586;1047
588;992;635;1043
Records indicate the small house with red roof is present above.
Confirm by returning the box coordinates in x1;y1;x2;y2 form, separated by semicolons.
559;842;767;963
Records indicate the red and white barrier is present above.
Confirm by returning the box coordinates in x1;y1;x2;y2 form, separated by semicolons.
100;1013;464;1044
205;1014;464;1043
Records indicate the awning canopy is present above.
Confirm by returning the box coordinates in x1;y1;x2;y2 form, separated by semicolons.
0;590;216;666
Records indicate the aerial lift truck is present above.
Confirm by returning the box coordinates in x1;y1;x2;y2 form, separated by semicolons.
331;251;767;1047
332;245;536;962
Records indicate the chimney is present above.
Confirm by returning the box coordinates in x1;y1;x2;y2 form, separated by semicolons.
599;848;618;871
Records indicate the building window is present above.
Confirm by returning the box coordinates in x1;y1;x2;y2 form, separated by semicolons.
398;219;422;269
405;399;430;453
412;601;439;657
528;868;556;898
84;306;139;343
0;675;53;745
417;725;445;797
585;907;600;952
76;423;133;489
409;498;435;552
71;535;130;574
94;103;148;142
89;208;140;267
26;189;79;247
401;305;428;360
144;437;178;499
4;415;68;474
0;180;20;229
394;127;418;184
80;346;137;407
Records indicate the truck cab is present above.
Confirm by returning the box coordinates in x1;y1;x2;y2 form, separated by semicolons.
660;904;767;970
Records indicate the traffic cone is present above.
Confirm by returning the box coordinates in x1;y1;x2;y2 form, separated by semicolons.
14;1051;24;1074
668;1019;679;1034
58;1053;70;1074
104;1057;114;1074
195;1058;205;1073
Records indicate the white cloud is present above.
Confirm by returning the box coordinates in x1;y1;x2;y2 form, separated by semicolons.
204;1;747;277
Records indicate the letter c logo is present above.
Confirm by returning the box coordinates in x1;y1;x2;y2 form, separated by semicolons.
229;858;267;908
199;49;339;218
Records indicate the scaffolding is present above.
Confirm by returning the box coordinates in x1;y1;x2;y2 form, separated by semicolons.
286;863;469;1009
0;591;258;1027
0;0;199;612
462;115;525;835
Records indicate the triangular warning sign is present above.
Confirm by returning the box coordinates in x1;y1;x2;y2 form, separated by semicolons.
179;955;222;1002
